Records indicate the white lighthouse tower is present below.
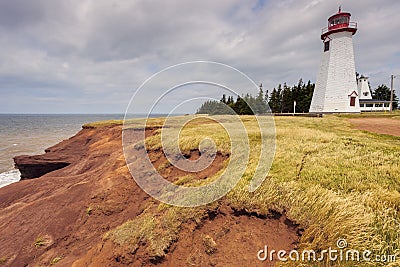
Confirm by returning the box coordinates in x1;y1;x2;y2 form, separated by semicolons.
310;7;360;113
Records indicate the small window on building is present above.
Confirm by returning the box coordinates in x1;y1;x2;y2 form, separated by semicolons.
324;41;330;52
360;103;365;107
350;97;356;107
384;103;390;107
375;103;383;107
366;104;373;107
363;92;369;96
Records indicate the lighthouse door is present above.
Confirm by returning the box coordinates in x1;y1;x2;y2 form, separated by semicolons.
350;97;356;107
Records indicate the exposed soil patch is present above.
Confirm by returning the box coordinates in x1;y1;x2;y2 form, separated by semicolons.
74;206;301;267
162;205;300;267
149;149;229;183
349;118;400;137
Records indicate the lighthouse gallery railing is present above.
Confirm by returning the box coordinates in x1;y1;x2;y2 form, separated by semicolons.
321;22;357;35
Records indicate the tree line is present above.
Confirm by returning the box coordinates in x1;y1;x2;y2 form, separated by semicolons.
196;78;398;115
196;79;315;115
268;79;315;113
196;84;268;115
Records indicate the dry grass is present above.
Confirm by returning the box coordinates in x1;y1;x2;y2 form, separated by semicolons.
0;257;6;265
337;110;400;119
83;119;124;128
50;256;62;265
34;235;50;248
105;206;215;257
203;235;217;254
105;114;400;266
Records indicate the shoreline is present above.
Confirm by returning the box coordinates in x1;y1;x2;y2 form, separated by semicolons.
0;169;20;188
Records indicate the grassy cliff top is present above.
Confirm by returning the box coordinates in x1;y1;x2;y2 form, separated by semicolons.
82;110;400;128
97;114;400;266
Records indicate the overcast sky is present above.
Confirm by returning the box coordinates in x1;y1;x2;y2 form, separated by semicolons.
0;0;399;114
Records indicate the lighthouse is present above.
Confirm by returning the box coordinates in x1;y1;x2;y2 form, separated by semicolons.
310;7;360;113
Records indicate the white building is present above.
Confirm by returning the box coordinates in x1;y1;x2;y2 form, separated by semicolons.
357;76;372;100
357;76;391;112
310;8;360;113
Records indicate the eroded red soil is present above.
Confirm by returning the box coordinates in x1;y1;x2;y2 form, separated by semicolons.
0;124;300;267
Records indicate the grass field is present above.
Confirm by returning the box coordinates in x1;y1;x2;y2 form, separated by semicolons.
88;114;400;266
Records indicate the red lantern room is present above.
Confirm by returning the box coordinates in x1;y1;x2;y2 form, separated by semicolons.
321;6;357;40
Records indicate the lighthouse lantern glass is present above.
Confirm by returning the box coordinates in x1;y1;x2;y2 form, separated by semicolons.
329;15;350;28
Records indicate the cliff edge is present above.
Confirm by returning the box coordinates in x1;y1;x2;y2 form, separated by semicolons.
0;121;300;267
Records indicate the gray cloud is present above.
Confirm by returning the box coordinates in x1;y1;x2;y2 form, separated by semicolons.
0;0;399;113
0;0;45;29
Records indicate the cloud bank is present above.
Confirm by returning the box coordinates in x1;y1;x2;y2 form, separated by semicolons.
0;0;399;113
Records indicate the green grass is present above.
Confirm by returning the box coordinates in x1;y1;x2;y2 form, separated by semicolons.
104;114;400;266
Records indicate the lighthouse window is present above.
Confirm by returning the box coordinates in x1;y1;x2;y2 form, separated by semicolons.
324;41;330;52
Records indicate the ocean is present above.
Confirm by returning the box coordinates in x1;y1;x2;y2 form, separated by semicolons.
0;114;127;188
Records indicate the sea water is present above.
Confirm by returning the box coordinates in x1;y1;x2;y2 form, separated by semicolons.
0;114;125;188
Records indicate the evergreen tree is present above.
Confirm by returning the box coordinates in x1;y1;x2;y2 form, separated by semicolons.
281;83;293;113
264;89;270;112
220;94;227;104
255;84;268;114
373;84;398;109
299;80;314;113
268;87;281;113
227;96;234;105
